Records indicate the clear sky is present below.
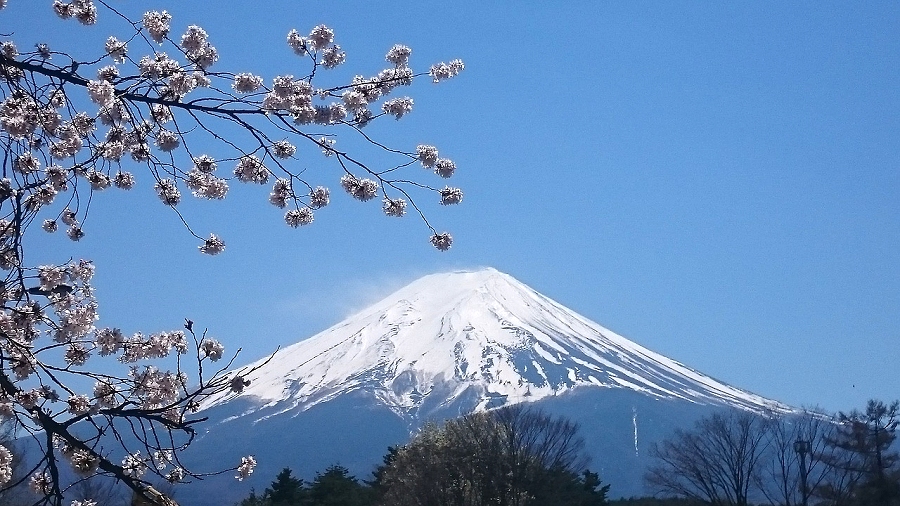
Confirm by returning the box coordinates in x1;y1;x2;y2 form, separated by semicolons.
11;1;899;413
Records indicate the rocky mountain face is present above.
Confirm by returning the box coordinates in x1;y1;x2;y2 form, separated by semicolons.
182;268;792;504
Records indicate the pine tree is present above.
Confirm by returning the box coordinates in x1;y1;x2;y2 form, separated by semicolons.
818;399;900;506
308;465;370;506
265;468;306;506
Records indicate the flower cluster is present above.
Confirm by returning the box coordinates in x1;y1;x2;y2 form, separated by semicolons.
142;10;172;43
429;59;465;82
53;0;97;25
340;174;378;201
200;338;225;361
233;155;269;184
236;455;257;481
439;187;463;206
200;234;226;255
285;208;314;227
0;445;11;485
382;198;407;217
0;2;470;500
181;25;218;69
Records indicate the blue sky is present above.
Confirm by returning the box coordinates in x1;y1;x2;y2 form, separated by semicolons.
12;1;899;413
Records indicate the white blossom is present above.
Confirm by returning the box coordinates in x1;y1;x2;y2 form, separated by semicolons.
53;1;73;19
73;0;96;25
87;79;115;106
167;467;185;483
105;36;127;62
15;152;40;174
199;234;225;255
200;338;224;361
180;25;208;52
230;375;249;394
66;226;84;241
382;97;413;119
429;59;465;82
114;171;135;189
382;198;406;217
232;73;263;93
430;232;453;251
193;154;218;173
308;25;334;50
339;174;378;201
0;445;11;485
189;44;218;69
154;129;180;152
386;44;412;67
154;179;181;206
269;179;291;208
61;208;78;226
154;450;173;470
43;219;58;233
309;186;330;209
122;452;147;478
321;45;346;69
286;29;308;56
0;41;17;59
85;169;111;190
236;455;256;481
439;186;463;205
64;343;91;366
319;136;336;156
284;208;314;227
67;448;99;476
167;71;199;95
416;145;439;168
272;140;296;159
93;381;118;408
66;394;92;415
434;158;456;178
234;155;269;184
97;65;118;82
142;10;172;43
29;472;52;495
186;170;228;200
341;90;368;112
151;104;173;124
138;52;180;79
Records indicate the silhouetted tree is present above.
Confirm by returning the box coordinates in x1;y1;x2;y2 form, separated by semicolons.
645;410;771;506
308;465;370;506
816;399;900;506
265;468;306;506
377;405;601;506
758;408;835;506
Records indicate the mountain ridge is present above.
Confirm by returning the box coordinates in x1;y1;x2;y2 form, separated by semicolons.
201;267;791;422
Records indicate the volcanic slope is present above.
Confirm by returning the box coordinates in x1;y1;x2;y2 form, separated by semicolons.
189;268;792;503
202;267;787;420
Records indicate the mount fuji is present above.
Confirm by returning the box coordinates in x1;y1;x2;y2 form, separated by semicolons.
182;268;793;503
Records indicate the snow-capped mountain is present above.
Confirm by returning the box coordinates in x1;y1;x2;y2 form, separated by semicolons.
202;267;788;421
182;268;794;504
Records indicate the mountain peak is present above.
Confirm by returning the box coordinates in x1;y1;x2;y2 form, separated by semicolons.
202;268;790;420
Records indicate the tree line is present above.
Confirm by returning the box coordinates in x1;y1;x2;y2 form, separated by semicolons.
646;399;899;506
236;405;610;506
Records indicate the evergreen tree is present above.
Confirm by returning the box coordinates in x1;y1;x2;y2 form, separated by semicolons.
308;465;371;506
366;446;399;502
265;468;306;506
236;488;268;506
818;399;900;506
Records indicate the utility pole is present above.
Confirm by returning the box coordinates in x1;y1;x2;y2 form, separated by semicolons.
794;438;811;506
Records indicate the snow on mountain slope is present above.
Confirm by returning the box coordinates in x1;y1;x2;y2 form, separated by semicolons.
201;268;790;421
